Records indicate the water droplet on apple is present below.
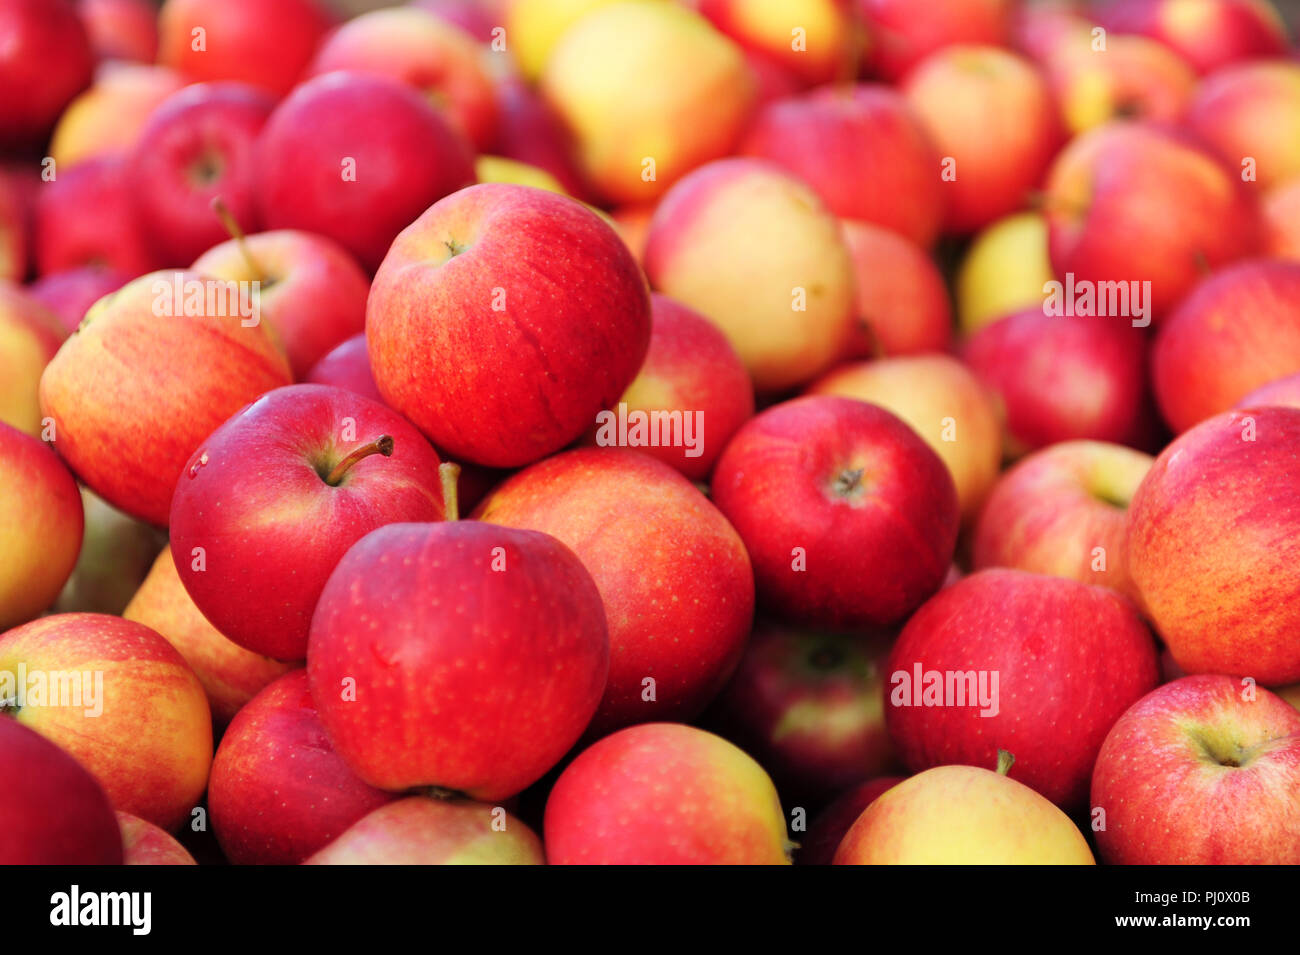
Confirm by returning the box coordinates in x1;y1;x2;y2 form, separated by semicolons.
188;451;210;478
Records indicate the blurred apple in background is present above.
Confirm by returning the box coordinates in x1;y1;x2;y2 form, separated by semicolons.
0;0;94;150
1187;60;1300;191
1045;33;1196;134
411;0;500;42
117;812;196;865
486;76;591;201
837;221;952;356
956;211;1054;334
50;63;186;169
1237;370;1300;409
78;0;158;64
1094;0;1288;75
1264;178;1300;260
797;775;903;865
304;333;382;403
857;0;1015;81
698;0;858;90
27;266;130;334
507;0;629;82
474;155;567;194
55;487;165;615
0;282;64;436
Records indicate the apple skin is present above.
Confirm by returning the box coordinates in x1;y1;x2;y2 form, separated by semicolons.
117;812;196;865
0;422;83;630
856;0;1014;81
123;546;293;725
193;230;370;380
1091;674;1300;864
0;170;28;282
50;63;186;170
0;281;64;436
367;183;651;468
0;613;212;830
207;670;395;865
739;84;944;248
475;448;754;735
411;0;500;42
1187;60;1300;192
78;0;159;64
0;0;94;149
902;45;1061;234
797;776;903;866
307;521;610;800
582;294;754;481
1153;260;1300;434
643;159;856;393
973;441;1155;602
1045;33;1196;135
808;356;1001;521
158;0;334;97
127;83;276;266
305;334;382;404
27;266;130;335
1238;371;1300;410
1094;0;1288;75
307;8;499;150
544;723;792;865
956;211;1053;334
698;0;856;87
712;395;959;631
1264;177;1300;262
486;76;591;202
0;718;122;865
34;156;161;279
1011;0;1090;63
254;71;476;273
39;270;293;527
834;762;1096;864
539;1;756;205
170;384;447;661
962;308;1156;456
886;568;1160;808
1042;121;1261;320
55;487;166;616
703;622;898;808
305;797;545;866
1128;406;1300;685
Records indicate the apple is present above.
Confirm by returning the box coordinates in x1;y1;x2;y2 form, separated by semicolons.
962;308;1156;456
207;669;394;865
609;203;655;264
0;281;64;436
305;797;545;866
1092;674;1300;864
158;0;334;96
475;447;754;734
304;334;382;404
643;159;856;393
1153;259;1300;433
739;84;944;248
475;156;567;195
507;0;636;83
1128;406;1300;685
127;82;276;265
49;62;186;169
27;266;130;335
544;723;793;865
0;171;28;282
78;0;158;64
170;383;447;660
1011;0;1090;63
807;355;1001;520
486;76;591;202
411;0;500;42
1238;371;1300;410
307;513;610;800
703;621;898;807
1264;177;1300;261
193;228;370;379
1042;121;1260;319
698;0;857;88
973;441;1155;602
834;755;1096;864
34;156;161;279
886;569;1158;807
1046;33;1196;135
1094;0;1288;75
123;545;293;724
307;8;499;150
797;776;903;866
955;211;1055;334
1187;60;1300;191
0;423;82;630
0;0;94;149
856;0;1015;81
39;269;293;526
711;395;959;630
0;718;122;865
367;183;651;468
253;71;476;273
0;613;212;830
117;812;196;865
55;487;166;616
581;294;753;480
1279;684;1300;711
539;1;756;205
901;45;1060;234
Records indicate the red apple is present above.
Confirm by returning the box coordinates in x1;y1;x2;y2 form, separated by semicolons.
886;568;1159;807
0;718;122;865
1187;60;1300;191
487;76;591;202
1128;406;1300;685
0;169;29;282
0;613;212;829
411;0;499;42
857;0;1014;81
304;333;382;404
1094;0;1288;75
50;62;186;169
27;266;130;335
207;669;395;865
0;0;94;149
698;0;857;88
1263;177;1300;261
0;281;64;436
1045;33;1197;135
711;395;959;630
117;812;196;865
307;519;610;800
34;156;161;278
78;0;158;64
1238;370;1300;409
544;723;792;865
254;71;476;272
475;447;754;734
1092;674;1300;863
797;776;903;866
1011;0;1090;63
367;183;651;468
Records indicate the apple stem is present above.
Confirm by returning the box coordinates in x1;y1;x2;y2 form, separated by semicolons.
834;468;865;495
325;435;394;486
210;196;266;279
439;462;461;521
996;749;1015;776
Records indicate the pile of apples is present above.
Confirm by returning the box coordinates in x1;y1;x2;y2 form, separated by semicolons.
2;0;1300;867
